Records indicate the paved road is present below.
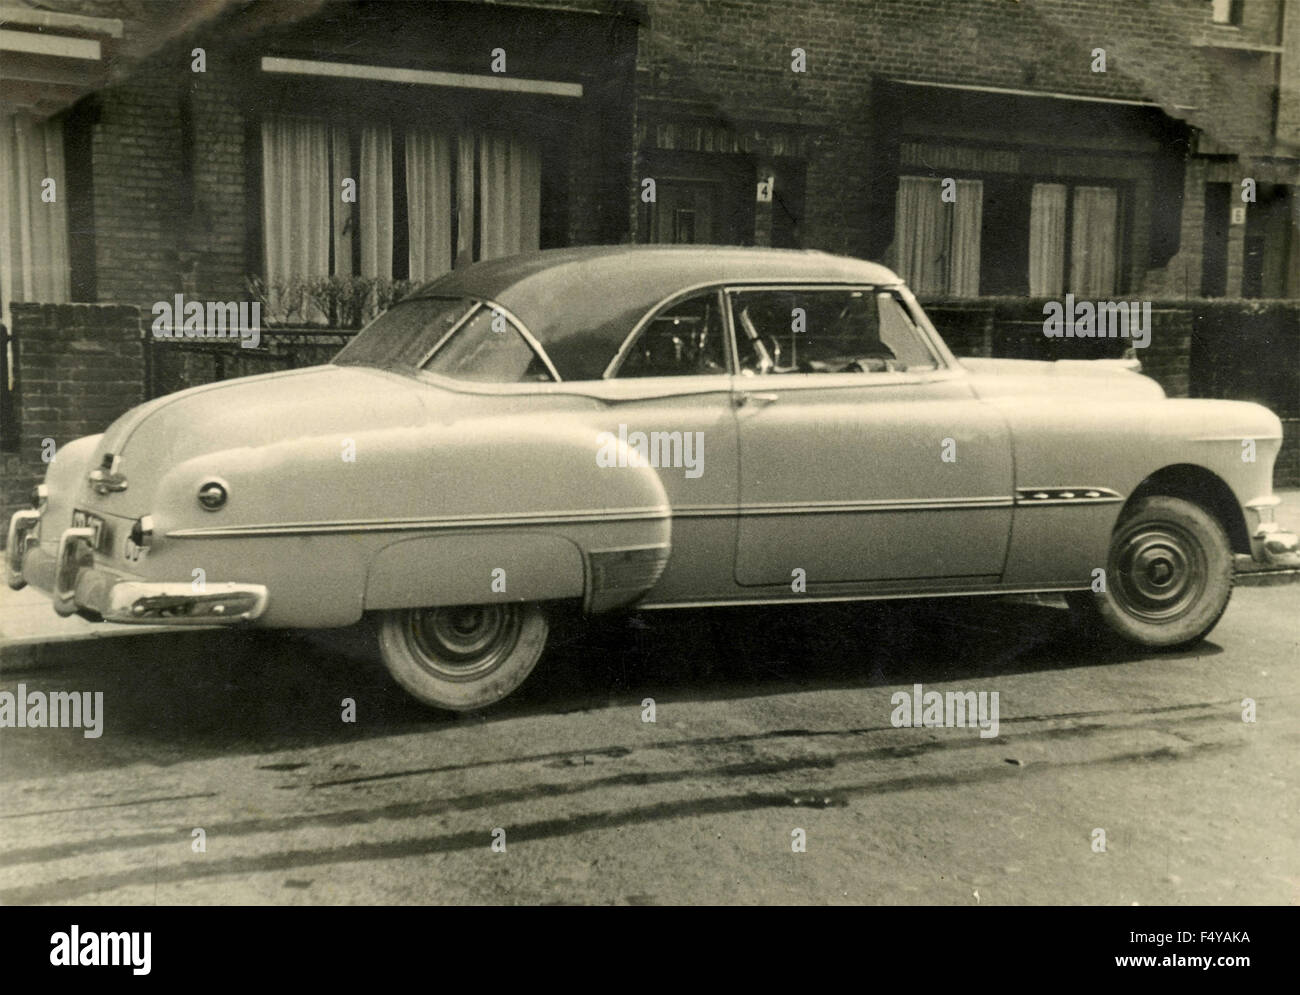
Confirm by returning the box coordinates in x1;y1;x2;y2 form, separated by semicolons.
1;588;1296;905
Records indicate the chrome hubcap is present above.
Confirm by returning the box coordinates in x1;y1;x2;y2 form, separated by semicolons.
406;604;521;681
1112;522;1206;622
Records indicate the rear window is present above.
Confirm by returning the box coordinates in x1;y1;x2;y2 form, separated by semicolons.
334;298;475;369
335;297;554;382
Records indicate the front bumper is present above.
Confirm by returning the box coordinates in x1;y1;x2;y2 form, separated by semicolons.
7;513;268;624
1245;496;1300;568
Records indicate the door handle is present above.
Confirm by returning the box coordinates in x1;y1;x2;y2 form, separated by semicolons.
734;392;779;408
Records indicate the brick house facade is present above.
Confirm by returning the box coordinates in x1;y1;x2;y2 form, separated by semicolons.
5;0;1298;314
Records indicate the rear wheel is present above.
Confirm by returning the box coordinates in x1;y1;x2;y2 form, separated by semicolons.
377;602;549;710
1067;495;1233;650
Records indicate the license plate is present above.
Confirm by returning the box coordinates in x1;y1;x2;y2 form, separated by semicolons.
71;509;111;553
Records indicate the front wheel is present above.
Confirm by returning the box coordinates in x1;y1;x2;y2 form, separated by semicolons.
1067;495;1233;650
377;602;549;710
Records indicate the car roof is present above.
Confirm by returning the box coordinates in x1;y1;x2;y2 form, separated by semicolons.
408;245;902;380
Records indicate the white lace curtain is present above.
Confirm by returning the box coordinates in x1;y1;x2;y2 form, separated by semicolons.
1028;183;1066;298
1029;182;1119;297
894;176;982;297
0;114;70;330
478;133;541;262
1070;186;1119;297
262;115;540;287
261;116;330;284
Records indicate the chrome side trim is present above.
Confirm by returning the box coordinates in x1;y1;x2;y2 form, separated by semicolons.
1014;486;1123;506
168;505;673;539
173;498;1017;538
674;496;1013;518
637;582;1089;611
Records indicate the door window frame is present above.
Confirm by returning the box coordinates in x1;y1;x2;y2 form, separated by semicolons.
721;282;954;388
604;286;735;379
606;279;958;383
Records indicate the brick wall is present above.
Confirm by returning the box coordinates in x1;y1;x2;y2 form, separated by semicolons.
65;1;635;311
1;304;144;533
86;68;189;308
633;0;1294;278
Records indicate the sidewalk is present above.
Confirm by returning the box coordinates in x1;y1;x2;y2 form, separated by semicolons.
0;583;202;668
3;489;1298;668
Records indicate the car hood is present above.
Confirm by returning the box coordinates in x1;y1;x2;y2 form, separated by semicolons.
960;357;1167;402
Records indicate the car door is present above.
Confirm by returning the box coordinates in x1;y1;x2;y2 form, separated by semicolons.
578;288;741;602
727;285;1013;586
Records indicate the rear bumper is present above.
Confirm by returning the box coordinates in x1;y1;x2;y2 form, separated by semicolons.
1245;496;1300;568
7;513;268;624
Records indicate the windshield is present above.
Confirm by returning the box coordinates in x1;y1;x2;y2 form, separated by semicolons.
334;297;554;383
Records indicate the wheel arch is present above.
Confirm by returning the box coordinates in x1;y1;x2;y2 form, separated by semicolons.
1125;464;1250;555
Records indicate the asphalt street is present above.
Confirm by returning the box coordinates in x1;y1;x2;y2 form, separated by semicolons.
0;588;1296;905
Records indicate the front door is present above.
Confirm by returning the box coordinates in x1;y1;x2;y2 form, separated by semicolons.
728;286;1014;586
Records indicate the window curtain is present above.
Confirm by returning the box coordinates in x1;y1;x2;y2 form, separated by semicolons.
0;114;70;330
330;125;353;277
894;176;982;296
894;176;947;296
261;115;330;284
359;123;393;279
1028;182;1067;297
456;132;475;269
405;128;453;282
1070;186;1119;297
949;179;982;297
478;133;541;261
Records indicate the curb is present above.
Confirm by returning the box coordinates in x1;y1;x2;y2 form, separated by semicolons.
0;626;219;672
1235;567;1300;587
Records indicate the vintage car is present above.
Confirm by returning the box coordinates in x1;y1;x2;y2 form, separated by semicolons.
8;246;1299;710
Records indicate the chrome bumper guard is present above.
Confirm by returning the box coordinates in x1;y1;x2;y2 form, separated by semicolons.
1245;496;1300;568
7;512;268;624
6;509;40;590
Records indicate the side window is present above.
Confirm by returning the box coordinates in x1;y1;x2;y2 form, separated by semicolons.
615;291;729;378
423;306;555;383
729;288;939;375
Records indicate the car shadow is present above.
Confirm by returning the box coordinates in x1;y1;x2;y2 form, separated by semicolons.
0;595;1225;770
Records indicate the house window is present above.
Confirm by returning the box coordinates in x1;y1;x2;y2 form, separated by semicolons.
893;176;983;297
1028;183;1122;297
261;114;540;300
1211;0;1244;26
898;173;1126;298
0;114;70;328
